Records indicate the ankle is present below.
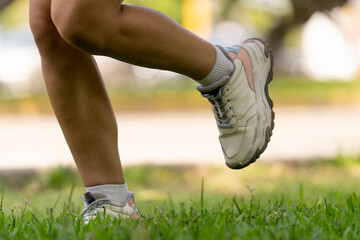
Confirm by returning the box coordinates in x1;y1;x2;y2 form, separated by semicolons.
85;183;129;205
196;46;234;87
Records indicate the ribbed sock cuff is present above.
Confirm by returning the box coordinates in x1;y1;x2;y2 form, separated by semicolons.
86;183;128;205
197;46;234;87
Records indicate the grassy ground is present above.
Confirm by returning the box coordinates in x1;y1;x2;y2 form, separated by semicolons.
1;155;360;239
0;77;360;114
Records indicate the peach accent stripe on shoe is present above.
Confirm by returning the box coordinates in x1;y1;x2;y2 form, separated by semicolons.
228;50;254;91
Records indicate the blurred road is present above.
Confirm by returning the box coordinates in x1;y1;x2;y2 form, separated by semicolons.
0;106;360;170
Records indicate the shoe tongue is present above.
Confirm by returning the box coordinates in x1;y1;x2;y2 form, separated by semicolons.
84;192;107;204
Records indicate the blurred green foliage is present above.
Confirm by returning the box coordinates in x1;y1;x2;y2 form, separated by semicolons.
126;0;183;23
0;0;28;26
332;154;360;167
270;77;360;106
43;166;80;189
0;180;5;192
1;155;360;216
0;77;360;114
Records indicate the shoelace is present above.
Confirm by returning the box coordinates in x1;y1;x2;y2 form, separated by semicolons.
80;197;112;217
203;90;235;129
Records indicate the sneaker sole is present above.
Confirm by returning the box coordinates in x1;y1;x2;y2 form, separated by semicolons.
83;208;139;223
226;38;275;170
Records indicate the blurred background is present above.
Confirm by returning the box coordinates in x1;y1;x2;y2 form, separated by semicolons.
0;0;360;211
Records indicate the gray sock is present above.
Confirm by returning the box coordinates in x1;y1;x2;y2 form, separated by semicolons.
86;183;128;205
197;46;234;87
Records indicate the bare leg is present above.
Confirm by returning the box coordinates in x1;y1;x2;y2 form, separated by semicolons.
30;0;218;187
30;0;124;186
50;1;216;80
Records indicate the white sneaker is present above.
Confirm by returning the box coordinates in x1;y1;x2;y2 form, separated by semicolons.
198;38;275;169
80;191;140;223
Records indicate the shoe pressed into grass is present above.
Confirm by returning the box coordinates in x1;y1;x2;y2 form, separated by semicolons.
80;191;140;223
198;38;275;170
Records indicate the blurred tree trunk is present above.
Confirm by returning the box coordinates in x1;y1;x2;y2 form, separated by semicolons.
0;0;12;13
268;0;349;53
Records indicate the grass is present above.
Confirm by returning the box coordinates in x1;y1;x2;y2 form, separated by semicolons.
1;155;360;239
0;77;360;114
1;193;360;239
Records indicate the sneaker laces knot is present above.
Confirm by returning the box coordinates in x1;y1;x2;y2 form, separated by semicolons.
203;91;235;129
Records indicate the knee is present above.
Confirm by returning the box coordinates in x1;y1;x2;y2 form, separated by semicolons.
50;0;107;54
29;7;60;53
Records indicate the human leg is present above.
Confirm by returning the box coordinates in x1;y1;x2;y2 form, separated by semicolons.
49;0;275;169
29;0;125;187
50;0;216;80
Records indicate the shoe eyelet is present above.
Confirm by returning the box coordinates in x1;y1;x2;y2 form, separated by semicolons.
227;100;230;102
